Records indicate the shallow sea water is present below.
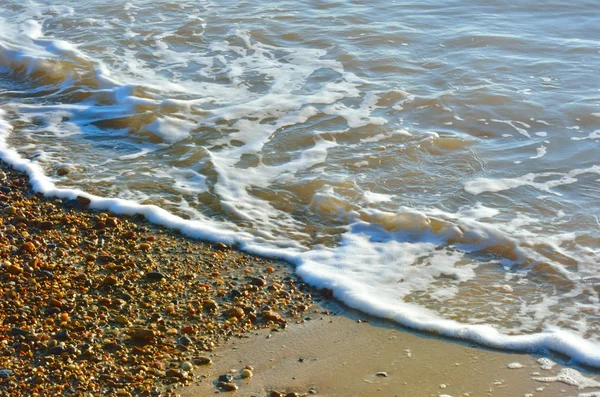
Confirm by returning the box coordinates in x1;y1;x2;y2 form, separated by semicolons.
1;0;600;364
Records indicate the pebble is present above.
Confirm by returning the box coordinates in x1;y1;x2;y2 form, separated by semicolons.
5;264;23;275
218;373;234;383
76;195;91;205
376;371;388;377
146;271;166;281
56;167;71;176
180;362;193;371
131;328;156;342
263;310;285;323
194;356;212;366
0;369;14;378
218;382;238;391
250;277;267;287
240;368;253;379
165;368;184;379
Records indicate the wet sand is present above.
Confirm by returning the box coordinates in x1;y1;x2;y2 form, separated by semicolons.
181;302;599;397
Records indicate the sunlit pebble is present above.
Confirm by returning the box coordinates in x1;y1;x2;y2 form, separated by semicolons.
240;368;253;379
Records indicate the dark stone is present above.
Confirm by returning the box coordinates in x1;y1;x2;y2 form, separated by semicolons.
76;195;91;205
218;373;233;383
146;271;166;281
118;292;133;302
48;345;66;355
179;336;193;346
55;329;70;341
218;382;238;391
39;221;54;230
0;369;14;378
35;270;54;279
11;328;31;337
250;277;266;287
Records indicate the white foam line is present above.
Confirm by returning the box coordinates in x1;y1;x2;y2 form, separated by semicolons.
296;256;600;368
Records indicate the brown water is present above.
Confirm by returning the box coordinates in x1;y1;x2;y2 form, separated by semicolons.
1;0;599;364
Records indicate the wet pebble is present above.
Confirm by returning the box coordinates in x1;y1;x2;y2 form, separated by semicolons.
194;356;212;366
76;195;91;205
146;271;166;281
180;362;193;372
240;368;253;379
0;369;14;378
218;373;234;383
218;382;238;392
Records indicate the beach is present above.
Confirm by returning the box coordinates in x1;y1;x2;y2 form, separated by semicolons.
1;1;600;395
2;160;599;396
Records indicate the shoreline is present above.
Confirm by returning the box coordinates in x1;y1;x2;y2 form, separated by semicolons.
0;161;319;396
1;160;600;396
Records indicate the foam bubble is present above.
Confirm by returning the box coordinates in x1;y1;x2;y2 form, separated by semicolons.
533;368;600;389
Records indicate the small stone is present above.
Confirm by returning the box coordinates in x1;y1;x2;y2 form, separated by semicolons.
131;328;156;342
49;298;62;308
102;275;118;286
106;217;120;227
165;368;184;379
55;329;70;341
240;368;252;379
250;277;266;287
376;371;388;377
270;391;283;397
263;310;284;323
180;362;193;371
76;195;91;205
225;307;245;319
12;328;32;340
218;373;233;383
179;336;192;346
4;206;16;215
21;241;36;254
122;230;137;240
203;300;219;311
139;243;151;250
308;388;318;395
0;369;14;378
194;356;212;366
115;315;130;325
146;271;165;281
48;345;66;355
213;242;229;251
39;221;54;230
5;264;23;275
285;393;300;397
56;167;70;176
219;382;238;392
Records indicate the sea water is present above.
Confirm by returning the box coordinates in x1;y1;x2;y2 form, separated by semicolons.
1;0;599;365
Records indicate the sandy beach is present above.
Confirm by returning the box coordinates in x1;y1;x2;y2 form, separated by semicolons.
1;160;600;397
181;300;599;397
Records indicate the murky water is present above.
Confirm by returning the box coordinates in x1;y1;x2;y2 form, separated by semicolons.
1;0;600;364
